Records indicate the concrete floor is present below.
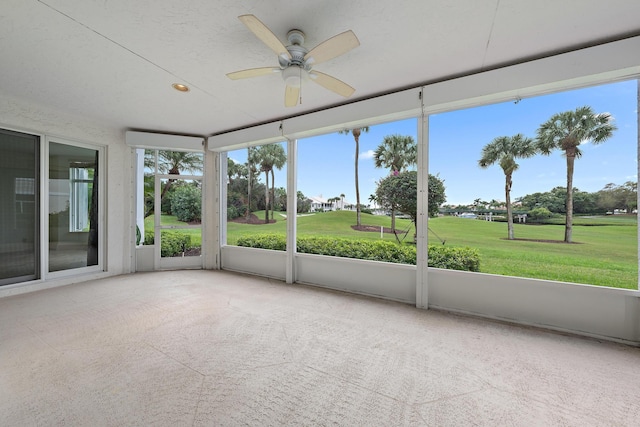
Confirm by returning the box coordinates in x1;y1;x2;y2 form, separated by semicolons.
1;270;639;426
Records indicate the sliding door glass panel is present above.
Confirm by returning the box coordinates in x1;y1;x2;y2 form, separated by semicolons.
49;142;99;272
0;129;39;285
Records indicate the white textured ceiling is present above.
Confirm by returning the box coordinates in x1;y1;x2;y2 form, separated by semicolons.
1;0;640;136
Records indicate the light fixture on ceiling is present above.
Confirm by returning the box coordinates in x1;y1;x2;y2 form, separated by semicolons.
172;83;190;92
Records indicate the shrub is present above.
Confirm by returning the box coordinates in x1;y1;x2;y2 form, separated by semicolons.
160;231;191;257
144;229;154;245
235;234;480;271
227;191;247;220
528;207;553;221
141;229;192;257
236;234;287;251
227;205;239;220
427;245;480;272
170;185;201;222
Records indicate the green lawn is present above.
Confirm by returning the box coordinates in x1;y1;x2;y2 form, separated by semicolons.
152;210;638;289
234;211;638;289
428;216;637;289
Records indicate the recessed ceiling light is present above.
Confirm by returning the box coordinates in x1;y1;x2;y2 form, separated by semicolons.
172;83;190;92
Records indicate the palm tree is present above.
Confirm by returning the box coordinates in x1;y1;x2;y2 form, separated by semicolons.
373;134;417;232
157;151;202;199
253;144;286;223
339;127;369;226
373;134;417;172
536;106;617;242
339;193;345;210
144;150;203;217
479;134;536;240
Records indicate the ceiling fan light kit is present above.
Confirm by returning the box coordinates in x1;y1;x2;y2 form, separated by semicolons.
227;14;359;107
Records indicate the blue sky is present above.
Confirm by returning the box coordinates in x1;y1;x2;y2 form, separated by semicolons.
230;79;638;206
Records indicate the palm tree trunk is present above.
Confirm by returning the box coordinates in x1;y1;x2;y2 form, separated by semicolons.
270;169;275;221
354;132;361;226
565;153;575;243
505;173;514;240
264;170;270;224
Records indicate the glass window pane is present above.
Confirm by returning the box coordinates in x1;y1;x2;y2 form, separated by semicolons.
0;129;39;285
49;142;99;272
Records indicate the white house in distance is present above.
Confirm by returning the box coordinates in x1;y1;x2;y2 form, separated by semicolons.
309;195;349;212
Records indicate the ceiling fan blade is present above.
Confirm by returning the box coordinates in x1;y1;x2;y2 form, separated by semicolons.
309;71;355;98
226;67;280;80
304;30;359;65
284;85;299;107
238;15;291;60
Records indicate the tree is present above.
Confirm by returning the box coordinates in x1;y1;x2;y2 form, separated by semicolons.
373;134;417;231
252;144;286;223
373;134;417;172
472;198;487;212
518;186;599;215
227;157;247;182
297;191;312;213
597;181;637;212
143;150;203;218
339;127;369;226
339;193;345;210
479;134;536;240
273;187;287;212
536;106;617;242
170;184;201;222
374;171;446;237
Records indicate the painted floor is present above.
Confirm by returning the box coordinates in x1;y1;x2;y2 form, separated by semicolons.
1;270;639;426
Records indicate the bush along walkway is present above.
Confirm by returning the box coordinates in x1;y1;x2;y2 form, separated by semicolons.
236;234;480;272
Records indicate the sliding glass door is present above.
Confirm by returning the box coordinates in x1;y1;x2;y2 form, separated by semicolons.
48;142;100;272
0;129;40;286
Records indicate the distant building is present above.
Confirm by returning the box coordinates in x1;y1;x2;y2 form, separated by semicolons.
309;195;353;212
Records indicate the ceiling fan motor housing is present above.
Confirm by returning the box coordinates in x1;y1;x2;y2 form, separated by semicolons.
279;29;311;69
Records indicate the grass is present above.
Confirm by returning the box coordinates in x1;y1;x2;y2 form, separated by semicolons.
428;216;637;289
151;210;638;289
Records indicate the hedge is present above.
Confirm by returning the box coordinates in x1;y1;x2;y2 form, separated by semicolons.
143;229;192;257
236;234;479;272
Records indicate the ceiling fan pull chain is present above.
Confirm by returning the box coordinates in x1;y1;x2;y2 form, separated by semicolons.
299;66;303;105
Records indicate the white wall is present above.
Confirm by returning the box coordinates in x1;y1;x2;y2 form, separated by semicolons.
221;245;287;280
0;94;133;297
428;268;640;344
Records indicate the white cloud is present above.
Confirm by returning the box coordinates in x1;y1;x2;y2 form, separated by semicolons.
360;150;375;160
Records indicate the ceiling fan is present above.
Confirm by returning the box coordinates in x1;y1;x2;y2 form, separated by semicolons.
227;14;359;107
